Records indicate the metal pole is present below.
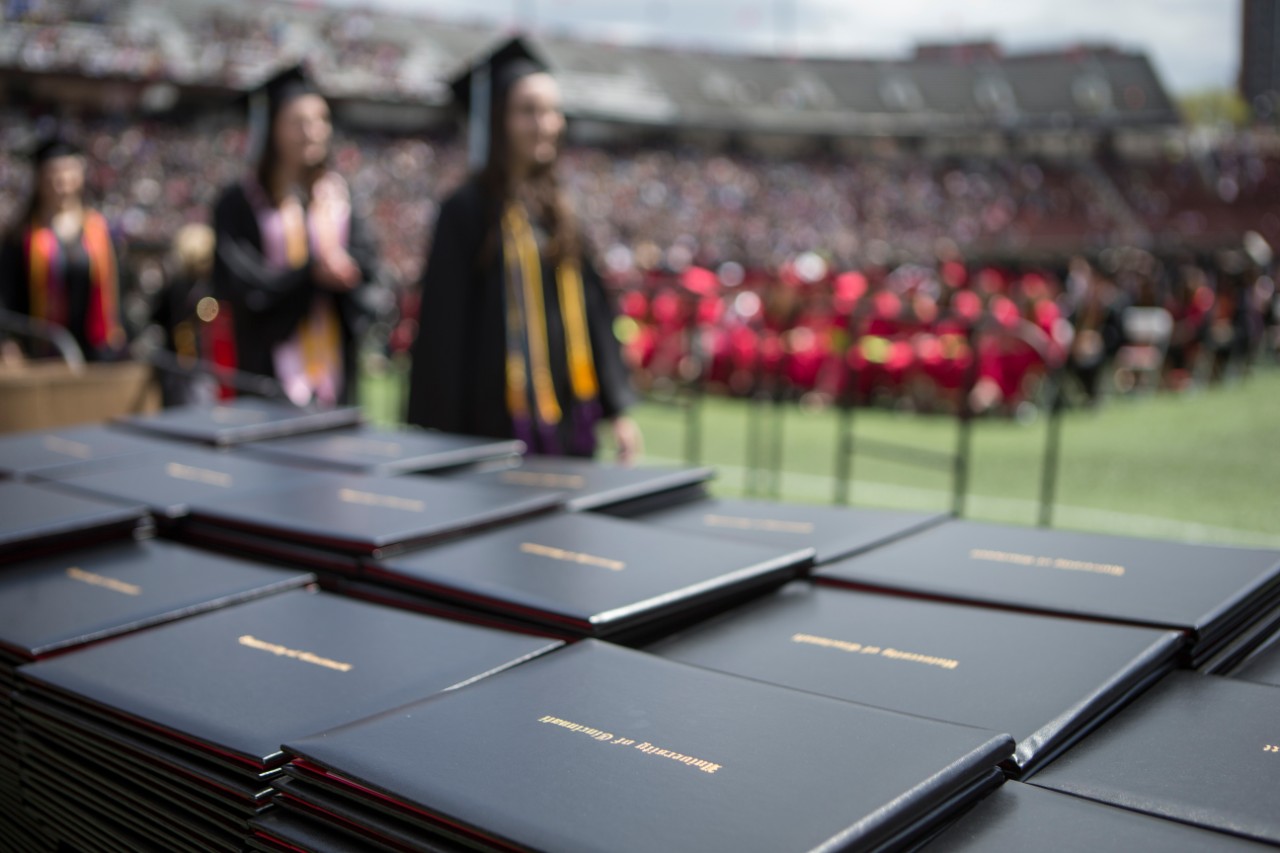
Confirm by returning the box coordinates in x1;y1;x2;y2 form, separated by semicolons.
0;308;85;370
834;400;853;505
684;383;702;467
833;320;861;506
744;323;771;497
953;409;972;517
683;297;703;466
1038;367;1065;527
140;346;286;399
952;322;978;517
770;390;785;498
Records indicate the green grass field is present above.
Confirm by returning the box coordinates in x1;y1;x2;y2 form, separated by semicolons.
363;361;1280;548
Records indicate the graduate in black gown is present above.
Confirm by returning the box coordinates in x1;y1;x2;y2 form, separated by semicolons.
211;65;381;407
406;38;641;460
0;135;126;361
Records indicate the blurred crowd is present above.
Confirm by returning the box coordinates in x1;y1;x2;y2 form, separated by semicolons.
615;249;1276;417
2;0;183;82
1;0;430;95
2;107;1277;413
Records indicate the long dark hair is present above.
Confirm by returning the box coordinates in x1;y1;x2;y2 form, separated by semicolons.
11;146;89;239
255;100;329;207
478;73;578;265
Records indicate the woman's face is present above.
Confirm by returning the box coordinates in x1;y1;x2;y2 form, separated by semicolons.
273;93;332;175
505;72;564;174
38;155;85;207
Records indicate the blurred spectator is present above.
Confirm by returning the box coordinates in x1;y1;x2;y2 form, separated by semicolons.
0;106;1274;408
147;222;217;405
1062;258;1125;404
0;132;127;361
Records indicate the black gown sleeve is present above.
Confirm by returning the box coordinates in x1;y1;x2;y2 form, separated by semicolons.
0;234;27;318
100;230;129;360
582;258;637;419
345;210;380;292
0;234;25;351
335;209;383;338
406;186;485;431
211;185;314;327
334;209;385;405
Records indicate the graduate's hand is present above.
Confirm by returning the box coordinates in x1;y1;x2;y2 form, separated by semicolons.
307;172;358;291
313;248;360;292
309;173;350;226
611;415;643;466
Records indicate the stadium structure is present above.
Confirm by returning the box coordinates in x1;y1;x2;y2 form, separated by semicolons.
1;0;1275;261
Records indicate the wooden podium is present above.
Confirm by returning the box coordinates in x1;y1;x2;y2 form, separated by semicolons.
0;360;160;434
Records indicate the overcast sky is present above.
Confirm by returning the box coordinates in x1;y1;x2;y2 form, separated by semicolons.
338;0;1241;95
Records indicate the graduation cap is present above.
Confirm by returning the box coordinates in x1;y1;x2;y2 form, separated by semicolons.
30;133;83;165
449;36;550;170
244;62;322;164
260;64;321;119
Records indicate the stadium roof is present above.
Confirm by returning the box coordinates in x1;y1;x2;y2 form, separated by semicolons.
534;39;1179;133
1;0;1181;134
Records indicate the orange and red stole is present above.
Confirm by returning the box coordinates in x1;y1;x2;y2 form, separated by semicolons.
24;210;123;352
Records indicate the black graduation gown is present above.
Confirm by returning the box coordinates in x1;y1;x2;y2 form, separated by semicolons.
0;224;123;361
406;179;635;452
211;182;380;405
148;268;210;405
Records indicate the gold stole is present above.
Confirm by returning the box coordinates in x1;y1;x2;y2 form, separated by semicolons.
282;200;340;388
501;202;598;426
